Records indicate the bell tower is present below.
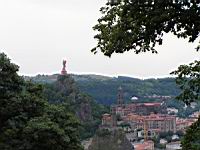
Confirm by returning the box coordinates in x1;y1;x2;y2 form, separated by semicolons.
117;86;124;105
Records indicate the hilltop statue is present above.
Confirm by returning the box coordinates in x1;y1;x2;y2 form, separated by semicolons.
61;60;67;75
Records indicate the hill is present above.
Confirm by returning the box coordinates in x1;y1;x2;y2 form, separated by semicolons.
25;74;108;140
25;73;200;118
25;74;180;105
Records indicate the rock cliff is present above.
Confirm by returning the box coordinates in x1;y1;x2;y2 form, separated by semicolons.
88;129;133;150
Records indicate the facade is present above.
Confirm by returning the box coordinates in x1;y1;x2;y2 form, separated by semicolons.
134;140;154;150
124;113;176;133
103;86;176;134
111;102;163;117
102;114;112;127
176;118;195;131
145;113;176;133
166;141;181;150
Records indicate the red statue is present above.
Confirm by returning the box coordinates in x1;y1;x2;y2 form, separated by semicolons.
61;60;67;75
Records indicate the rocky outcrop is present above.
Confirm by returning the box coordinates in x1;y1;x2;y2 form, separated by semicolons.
77;102;92;122
88;129;133;150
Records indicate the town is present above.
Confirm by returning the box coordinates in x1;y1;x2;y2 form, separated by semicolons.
101;87;200;150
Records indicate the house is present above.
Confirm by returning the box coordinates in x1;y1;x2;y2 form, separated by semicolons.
166;141;181;150
134;140;154;150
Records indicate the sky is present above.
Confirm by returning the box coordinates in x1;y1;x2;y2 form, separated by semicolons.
0;0;199;78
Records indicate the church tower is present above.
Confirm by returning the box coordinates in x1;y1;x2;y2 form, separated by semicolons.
117;86;124;105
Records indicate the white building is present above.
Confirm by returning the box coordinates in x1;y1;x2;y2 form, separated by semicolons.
166;141;181;150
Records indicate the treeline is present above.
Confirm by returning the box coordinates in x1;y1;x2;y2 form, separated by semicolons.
41;75;108;139
0;53;83;149
0;53;108;150
27;74;180;105
27;74;200;118
77;76;180;105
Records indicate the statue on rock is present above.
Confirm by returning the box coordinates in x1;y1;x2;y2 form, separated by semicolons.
61;60;67;75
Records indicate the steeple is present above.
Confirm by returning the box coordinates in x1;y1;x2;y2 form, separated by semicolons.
117;86;124;105
61;60;67;75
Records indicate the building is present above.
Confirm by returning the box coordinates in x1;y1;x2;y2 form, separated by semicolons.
166;141;181;150
123;113;176;133
134;140;154;150
111;87;165;116
176;118;195;131
144;113;176;133
160;139;168;145
111;102;163;117
102;87;176;136
102;113;112;127
117;86;124;105
125;103;163;115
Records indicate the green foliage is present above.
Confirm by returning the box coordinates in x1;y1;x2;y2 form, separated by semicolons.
156;143;166;149
96;128;111;137
22;105;82;150
0;53;83;150
181;117;200;150
24;75;182;105
91;0;200;149
26;74;200;117
171;60;200;105
92;0;200;56
159;131;173;139
41;74;109;140
172;60;200;149
77;76;180;105
0;53;24;98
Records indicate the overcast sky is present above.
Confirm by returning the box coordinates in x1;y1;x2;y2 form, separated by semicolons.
0;0;199;78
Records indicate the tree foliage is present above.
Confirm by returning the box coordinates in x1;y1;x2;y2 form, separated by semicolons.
92;1;200;148
171;60;200;105
171;60;200;149
181;117;200;150
0;53;83;150
92;0;200;56
42;74;109;140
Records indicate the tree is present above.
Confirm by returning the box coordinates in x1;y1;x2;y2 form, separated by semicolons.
171;60;200;150
0;53;83;150
171;60;200;105
92;0;200;57
92;1;200;149
22;104;82;150
43;74;109;140
181;117;200;150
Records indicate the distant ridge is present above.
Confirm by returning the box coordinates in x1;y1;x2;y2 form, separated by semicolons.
24;74;180;105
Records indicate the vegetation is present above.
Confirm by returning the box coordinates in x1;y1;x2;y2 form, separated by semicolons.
172;61;200;150
28;75;180;105
27;74;200;118
171;60;200;105
181;117;200;150
77;77;179;105
92;0;200;56
96;128;111;137
92;0;200;149
32;73;109;140
0;53;83;150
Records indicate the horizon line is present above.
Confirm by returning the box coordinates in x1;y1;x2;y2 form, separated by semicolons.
19;71;175;80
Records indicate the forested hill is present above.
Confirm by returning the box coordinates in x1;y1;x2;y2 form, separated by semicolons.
25;74;180;105
26;74;108;140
